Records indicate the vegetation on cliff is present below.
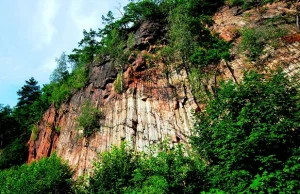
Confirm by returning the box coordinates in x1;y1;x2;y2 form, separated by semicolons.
0;0;299;193
77;101;102;138
74;70;299;193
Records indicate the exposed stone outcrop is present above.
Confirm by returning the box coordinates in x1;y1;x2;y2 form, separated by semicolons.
134;20;164;49
212;2;300;84
27;105;59;163
28;19;197;176
27;4;300;177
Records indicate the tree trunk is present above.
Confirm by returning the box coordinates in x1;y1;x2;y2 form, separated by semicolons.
225;61;239;85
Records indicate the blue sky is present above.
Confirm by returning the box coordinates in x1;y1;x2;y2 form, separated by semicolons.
0;0;129;107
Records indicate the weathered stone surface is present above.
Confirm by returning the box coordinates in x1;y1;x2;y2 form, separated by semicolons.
89;60;118;89
27;104;59;163
212;2;300;85
134;20;162;49
28;56;198;177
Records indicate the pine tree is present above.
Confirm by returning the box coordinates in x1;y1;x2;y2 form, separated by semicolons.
16;77;41;108
14;77;41;131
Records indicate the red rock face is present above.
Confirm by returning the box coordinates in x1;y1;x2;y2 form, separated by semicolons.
27;104;59;163
27;53;199;177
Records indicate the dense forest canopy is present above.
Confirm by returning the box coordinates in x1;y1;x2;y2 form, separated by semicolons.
0;0;299;193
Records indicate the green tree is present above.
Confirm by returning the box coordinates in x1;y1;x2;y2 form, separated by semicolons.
0;153;74;194
129;143;205;194
192;70;300;192
0;138;27;169
87;143;137;194
16;77;40;108
50;52;69;83
14;77;41;132
0;105;20;148
0;105;26;169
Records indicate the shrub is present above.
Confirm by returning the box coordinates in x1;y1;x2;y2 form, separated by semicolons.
0;153;73;194
239;26;288;60
77;101;102;137
0;138;27;169
88;143;137;194
31;125;38;140
87;142;205;194
41;63;88;108
192;70;300;192
129;143;205;194
114;72;123;94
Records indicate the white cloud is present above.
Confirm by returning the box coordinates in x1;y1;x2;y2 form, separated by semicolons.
33;0;60;48
0;0;131;106
70;0;105;32
39;59;56;72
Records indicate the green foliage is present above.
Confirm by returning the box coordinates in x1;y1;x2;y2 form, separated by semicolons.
240;26;288;60
123;0;163;25
16;77;41;108
50;52;69;83
87;143;137;194
188;68;212;103
128;143;205;194
162;0;229;73
13;77;42;135
77;101;102;137
127;33;136;50
190;39;231;67
85;142;205;194
99;28;127;66
114;72;123;94
69;29;101;66
167;4;197;66
55;126;61;133
31;125;38;140
0;105;20;148
0;153;74;194
192;70;300;193
0;138;27;170
41;63;88;108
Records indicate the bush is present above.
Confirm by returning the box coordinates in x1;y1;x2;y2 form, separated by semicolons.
86;142;205;194
77;101;102;137
88;143;137;194
114;72;123;94
129;143;205;194
192;70;300;192
0;153;74;194
239;26;288;60
0;138;27;169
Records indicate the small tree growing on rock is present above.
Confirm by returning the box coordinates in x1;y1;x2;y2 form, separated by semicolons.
77;101;102;138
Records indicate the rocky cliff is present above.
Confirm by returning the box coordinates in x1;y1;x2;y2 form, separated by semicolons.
28;20;198;176
27;2;300;177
